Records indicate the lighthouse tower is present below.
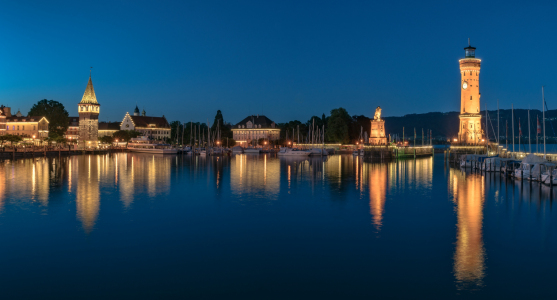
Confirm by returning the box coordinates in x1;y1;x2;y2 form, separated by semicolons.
78;73;100;147
458;40;483;144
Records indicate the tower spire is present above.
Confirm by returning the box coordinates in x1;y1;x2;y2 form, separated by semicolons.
80;72;98;104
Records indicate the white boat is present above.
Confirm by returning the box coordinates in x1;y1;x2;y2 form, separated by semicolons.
481;157;511;172
277;147;310;156
542;167;557;185
514;154;546;179
309;148;328;156
127;136;178;154
231;146;243;154
199;149;207;156
244;148;261;154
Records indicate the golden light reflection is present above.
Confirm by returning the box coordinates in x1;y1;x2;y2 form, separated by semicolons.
450;169;485;289
368;164;387;231
76;156;100;233
231;154;280;197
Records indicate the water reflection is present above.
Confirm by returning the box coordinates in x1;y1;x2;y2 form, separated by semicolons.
231;154;280;199
75;156;100;233
450;169;486;289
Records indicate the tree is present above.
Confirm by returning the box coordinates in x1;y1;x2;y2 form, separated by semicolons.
226;138;236;147
0;134;23;146
170;121;182;144
211;110;232;139
98;136;114;144
326;108;351;143
113;130;141;142
28;99;69;137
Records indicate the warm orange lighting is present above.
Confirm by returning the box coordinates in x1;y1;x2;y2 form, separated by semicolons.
264;141;267;145
454;138;458;142
32;135;35;139
356;142;359;145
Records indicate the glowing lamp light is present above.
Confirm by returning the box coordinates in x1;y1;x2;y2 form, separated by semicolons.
32;135;36;139
453;138;458;142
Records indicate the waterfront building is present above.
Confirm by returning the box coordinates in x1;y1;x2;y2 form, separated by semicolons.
120;108;171;140
65;117;80;141
231;115;280;146
78;74;100;146
0;106;49;141
98;122;120;137
369;106;387;145
458;40;483;144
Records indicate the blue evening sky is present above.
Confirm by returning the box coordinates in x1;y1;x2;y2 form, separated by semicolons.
0;0;556;124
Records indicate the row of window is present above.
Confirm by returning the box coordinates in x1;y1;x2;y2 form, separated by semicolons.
6;125;37;131
463;71;478;76
80;106;99;112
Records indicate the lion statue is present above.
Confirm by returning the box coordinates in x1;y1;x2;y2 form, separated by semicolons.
374;106;382;120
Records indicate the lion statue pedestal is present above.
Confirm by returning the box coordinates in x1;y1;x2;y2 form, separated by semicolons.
369;106;387;145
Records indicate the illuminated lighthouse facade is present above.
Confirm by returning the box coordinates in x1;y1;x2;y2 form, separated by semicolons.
458;41;483;144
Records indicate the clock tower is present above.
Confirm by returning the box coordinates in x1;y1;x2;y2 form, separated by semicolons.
458;40;483;144
78;73;100;147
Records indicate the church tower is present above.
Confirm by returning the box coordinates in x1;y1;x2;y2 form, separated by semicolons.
78;73;100;146
458;40;483;144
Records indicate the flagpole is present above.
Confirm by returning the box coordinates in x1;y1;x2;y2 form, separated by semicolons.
543;86;546;158
497;99;500;146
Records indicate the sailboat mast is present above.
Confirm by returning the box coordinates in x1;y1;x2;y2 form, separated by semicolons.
543;86;546;158
528;109;531;153
485;104;488;154
497;99;500;145
512;104;515;153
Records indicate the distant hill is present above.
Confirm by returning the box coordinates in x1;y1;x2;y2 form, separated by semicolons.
380;109;557;139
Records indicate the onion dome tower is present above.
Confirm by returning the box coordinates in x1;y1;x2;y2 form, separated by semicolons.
134;105;140;116
78;72;100;146
458;39;483;144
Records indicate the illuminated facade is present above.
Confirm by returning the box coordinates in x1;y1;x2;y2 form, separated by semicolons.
458;41;483;144
231;115;280;145
65;117;80;140
0;105;49;140
78;75;100;146
120;110;171;140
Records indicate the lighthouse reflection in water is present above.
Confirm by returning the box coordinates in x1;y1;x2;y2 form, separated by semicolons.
0;153;556;299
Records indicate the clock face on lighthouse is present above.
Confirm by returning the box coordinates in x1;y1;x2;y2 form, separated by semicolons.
462;81;468;89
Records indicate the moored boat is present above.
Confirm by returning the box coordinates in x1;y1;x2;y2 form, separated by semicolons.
127;136;178;154
277;147;310;156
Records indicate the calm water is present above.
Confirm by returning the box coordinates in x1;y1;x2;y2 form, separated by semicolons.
0;153;556;299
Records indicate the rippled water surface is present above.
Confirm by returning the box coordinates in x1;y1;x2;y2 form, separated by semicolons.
0;153;556;299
